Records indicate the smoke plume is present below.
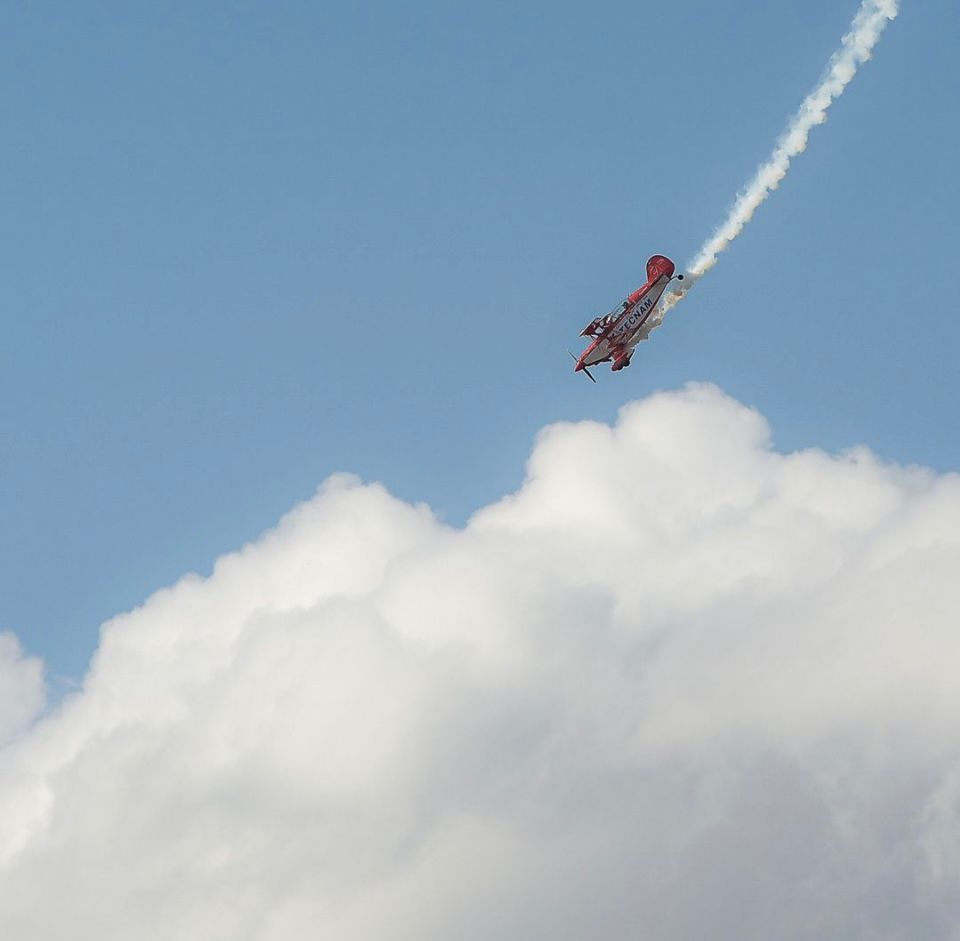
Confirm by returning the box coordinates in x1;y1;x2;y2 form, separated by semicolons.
654;0;899;325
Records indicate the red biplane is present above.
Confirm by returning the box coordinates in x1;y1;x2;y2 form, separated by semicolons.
571;255;683;381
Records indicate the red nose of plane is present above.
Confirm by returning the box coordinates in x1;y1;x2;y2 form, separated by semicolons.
568;349;596;382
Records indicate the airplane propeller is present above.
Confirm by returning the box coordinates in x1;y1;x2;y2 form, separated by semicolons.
567;349;596;383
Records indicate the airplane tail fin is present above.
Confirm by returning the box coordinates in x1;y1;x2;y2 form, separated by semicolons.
646;255;676;282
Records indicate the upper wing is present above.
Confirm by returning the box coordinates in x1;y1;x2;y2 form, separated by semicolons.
580;306;623;337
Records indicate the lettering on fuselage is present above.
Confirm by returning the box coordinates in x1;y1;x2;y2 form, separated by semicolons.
612;281;665;338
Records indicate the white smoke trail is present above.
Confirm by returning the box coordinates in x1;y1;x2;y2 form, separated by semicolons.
655;0;899;322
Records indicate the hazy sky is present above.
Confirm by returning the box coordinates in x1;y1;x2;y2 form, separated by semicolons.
1;0;956;680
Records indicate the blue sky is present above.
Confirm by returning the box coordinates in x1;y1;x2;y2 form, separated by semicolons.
1;0;956;680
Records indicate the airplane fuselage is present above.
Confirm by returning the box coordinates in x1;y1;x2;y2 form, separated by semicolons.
573;255;679;379
578;273;672;370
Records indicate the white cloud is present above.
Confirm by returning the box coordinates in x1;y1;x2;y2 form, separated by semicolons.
0;633;45;745
1;384;959;939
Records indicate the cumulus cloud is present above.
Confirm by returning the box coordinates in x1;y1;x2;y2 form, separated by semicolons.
1;384;959;939
0;634;45;745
